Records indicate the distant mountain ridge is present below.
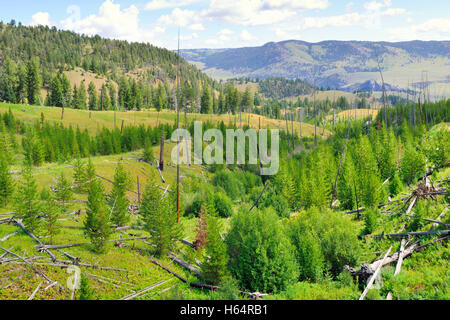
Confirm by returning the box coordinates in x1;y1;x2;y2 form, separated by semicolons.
181;40;450;95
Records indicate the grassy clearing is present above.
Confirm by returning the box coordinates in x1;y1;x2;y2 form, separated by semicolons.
0;102;327;137
0;145;224;300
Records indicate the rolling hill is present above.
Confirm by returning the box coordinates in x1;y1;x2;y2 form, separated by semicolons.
181;40;450;97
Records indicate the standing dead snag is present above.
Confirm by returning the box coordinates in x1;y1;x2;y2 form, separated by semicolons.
159;136;164;171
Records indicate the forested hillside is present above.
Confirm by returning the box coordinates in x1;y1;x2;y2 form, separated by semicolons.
0;23;220;112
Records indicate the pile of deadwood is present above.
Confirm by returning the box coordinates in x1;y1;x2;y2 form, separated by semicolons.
1;216;268;300
345;176;449;300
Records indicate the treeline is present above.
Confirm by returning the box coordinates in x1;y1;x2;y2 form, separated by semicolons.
376;99;450;131
257;77;314;99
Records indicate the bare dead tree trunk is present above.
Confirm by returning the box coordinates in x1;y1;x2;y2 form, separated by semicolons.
159;136;164;171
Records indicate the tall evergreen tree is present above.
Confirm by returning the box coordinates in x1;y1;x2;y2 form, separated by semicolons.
140;180;182;256
14;166;41;233
201;197;228;285
108;162;130;226
26;58;41;105
0;153;14;206
84;179;110;252
88;81;98;110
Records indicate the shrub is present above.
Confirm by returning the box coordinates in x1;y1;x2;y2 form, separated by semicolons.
389;172;403;197
211;170;244;200
363;208;379;235
400;144;425;185
288;207;361;279
214;192;234;218
226;207;299;293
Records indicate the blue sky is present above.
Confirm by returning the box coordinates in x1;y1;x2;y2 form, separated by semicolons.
1;0;449;49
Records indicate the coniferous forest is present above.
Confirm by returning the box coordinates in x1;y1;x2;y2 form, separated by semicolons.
0;9;449;308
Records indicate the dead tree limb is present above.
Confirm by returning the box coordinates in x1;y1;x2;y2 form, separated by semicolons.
38;236;151;250
0;246;54;284
362;229;450;239
249;181;270;213
14;219;56;262
386;239;406;300
0;231;17;242
359;246;392;300
430;206;449;231
28;282;43;300
120;279;172;300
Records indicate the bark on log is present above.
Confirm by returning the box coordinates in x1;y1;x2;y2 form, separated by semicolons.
168;252;202;278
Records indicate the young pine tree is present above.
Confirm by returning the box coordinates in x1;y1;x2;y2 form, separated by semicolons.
85;158;97;185
79;274;94;300
84;180;111;253
108;163;130;226
14;166;41;233
73;158;88;192
140;181;182;256
54;172;73;213
0;153;14;206
201;198;228;285
41;189;60;244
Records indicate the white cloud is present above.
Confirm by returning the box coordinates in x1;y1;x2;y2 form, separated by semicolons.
299;13;363;30
145;0;201;11
157;8;200;27
201;0;329;26
363;0;391;11
382;8;406;16
29;12;53;27
389;18;450;41
46;0;164;45
240;29;256;41
189;23;205;31
179;32;199;41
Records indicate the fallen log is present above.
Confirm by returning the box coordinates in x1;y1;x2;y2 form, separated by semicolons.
14;219;56;262
85;272;134;292
180;239;195;248
362;229;450;239
347;235;449;283
386;239;406;300
168;253;202;278
28;282;43;300
359;246;392;300
37;236;152;250
347;207;366;215
405;196;417;215
0;231;17;242
430;206;449;231
120;279;172;300
57;249;80;264
0;246;54;284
